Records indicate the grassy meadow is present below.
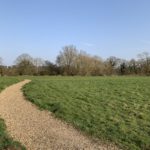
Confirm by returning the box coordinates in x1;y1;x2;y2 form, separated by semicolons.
0;77;25;150
23;76;150;150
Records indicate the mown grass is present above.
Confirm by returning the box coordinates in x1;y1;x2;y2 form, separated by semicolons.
0;77;25;150
23;76;150;150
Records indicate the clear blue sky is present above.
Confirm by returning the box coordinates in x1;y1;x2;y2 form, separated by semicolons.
0;0;150;65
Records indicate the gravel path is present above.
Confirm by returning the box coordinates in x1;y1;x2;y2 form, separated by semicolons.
0;80;118;150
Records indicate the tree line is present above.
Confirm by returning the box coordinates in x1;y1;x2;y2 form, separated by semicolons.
0;45;150;76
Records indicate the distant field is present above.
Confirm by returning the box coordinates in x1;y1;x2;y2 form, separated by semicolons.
0;77;25;150
23;76;150;150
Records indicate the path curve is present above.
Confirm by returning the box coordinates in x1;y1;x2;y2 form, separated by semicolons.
0;80;118;150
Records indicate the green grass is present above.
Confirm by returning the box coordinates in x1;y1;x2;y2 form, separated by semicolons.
0;77;25;150
23;76;150;150
0;77;23;91
0;118;25;150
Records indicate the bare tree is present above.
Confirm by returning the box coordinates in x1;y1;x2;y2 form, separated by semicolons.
105;56;120;75
128;59;138;74
15;54;35;75
33;58;45;75
15;53;33;64
138;52;150;75
56;45;78;75
75;51;104;76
